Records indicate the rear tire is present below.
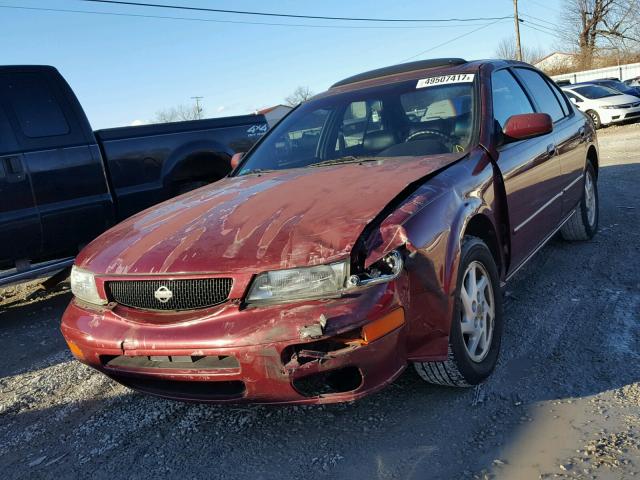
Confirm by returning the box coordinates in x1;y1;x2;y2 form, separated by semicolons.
587;110;601;129
561;163;598;241
414;236;503;387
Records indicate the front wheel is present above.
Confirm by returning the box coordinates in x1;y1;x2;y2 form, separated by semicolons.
414;236;503;387
587;110;602;129
561;163;599;241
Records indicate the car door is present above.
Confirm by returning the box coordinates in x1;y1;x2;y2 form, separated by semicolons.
513;68;587;219
0;103;41;266
0;70;112;259
491;68;563;271
545;78;588;216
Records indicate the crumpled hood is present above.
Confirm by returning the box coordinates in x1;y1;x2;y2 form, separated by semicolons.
77;154;463;275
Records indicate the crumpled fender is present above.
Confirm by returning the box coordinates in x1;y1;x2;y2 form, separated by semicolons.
358;149;501;361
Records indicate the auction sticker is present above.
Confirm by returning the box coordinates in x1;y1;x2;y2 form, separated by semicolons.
416;74;475;89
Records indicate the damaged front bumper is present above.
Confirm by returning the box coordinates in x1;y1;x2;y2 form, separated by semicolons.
60;281;408;404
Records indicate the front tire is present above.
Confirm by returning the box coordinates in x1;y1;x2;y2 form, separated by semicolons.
561;163;599;241
587;110;601;129
414;236;503;387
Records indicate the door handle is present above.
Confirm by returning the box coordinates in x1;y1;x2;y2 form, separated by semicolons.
1;156;25;182
2;156;23;174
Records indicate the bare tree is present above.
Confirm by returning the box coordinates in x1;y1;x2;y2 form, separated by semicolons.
153;104;204;123
284;86;314;107
495;37;547;64
561;0;640;69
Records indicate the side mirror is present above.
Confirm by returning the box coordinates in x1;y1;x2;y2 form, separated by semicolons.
503;113;553;142
230;152;244;170
569;97;578;104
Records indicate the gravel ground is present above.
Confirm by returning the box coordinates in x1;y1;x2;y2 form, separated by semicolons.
1;123;639;480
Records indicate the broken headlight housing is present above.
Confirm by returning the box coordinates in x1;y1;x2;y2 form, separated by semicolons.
246;261;348;303
70;266;107;306
245;251;404;304
347;250;404;288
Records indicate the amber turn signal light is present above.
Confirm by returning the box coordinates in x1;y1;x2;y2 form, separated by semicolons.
362;308;405;344
65;339;85;361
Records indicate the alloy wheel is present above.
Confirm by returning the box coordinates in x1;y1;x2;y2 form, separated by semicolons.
585;170;596;227
459;261;495;363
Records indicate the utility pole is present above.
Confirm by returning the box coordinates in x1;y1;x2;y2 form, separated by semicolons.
191;96;204;119
513;0;523;61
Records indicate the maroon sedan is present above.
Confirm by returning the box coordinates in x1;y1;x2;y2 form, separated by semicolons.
61;58;599;404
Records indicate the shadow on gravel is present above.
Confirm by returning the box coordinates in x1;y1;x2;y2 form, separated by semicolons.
2;163;639;480
0;286;71;379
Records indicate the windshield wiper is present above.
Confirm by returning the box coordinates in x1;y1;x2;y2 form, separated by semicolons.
308;156;379;168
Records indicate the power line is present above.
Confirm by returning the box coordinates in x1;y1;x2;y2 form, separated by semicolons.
0;4;507;29
521;18;562;35
521;23;564;40
79;0;512;23
402;19;507;62
519;11;560;28
526;0;563;15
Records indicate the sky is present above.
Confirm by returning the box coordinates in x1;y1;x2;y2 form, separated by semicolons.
0;0;564;129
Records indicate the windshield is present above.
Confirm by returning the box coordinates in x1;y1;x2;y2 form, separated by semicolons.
236;75;476;175
573;85;620;99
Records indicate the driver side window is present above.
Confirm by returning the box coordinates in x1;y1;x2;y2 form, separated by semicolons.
491;69;534;129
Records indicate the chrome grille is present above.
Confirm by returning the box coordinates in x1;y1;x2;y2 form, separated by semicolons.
106;278;233;311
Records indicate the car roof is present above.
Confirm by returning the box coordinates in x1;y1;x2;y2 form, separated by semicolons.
314;58;531;99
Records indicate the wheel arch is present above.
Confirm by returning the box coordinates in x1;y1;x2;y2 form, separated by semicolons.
163;140;234;188
463;213;502;276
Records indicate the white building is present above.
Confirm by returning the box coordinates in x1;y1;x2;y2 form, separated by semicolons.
534;52;575;71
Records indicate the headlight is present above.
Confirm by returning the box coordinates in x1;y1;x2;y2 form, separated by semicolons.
70;266;106;306
602;104;626;109
246;261;348;303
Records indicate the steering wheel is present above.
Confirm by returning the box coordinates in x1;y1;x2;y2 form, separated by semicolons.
404;129;457;151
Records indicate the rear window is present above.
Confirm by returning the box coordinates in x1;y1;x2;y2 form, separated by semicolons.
4;73;70;138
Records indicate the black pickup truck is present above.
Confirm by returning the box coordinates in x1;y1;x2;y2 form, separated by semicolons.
0;65;268;284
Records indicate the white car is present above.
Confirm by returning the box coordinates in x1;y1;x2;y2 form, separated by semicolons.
562;84;640;128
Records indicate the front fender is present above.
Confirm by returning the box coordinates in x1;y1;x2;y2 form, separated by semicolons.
361;151;501;361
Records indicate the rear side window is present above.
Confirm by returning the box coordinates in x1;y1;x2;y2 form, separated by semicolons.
3;73;70;138
515;68;565;122
491;69;534;129
547;80;570;116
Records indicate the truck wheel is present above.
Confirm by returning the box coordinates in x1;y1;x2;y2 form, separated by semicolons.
561;163;598;241
414;236;503;387
586;110;601;129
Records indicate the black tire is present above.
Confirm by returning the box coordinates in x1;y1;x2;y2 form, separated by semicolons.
587;110;601;129
561;163;599;241
414;236;503;387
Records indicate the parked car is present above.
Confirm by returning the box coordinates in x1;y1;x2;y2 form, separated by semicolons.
62;58;599;404
562;83;640;128
623;76;640;87
0;65;268;284
580;78;640;99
